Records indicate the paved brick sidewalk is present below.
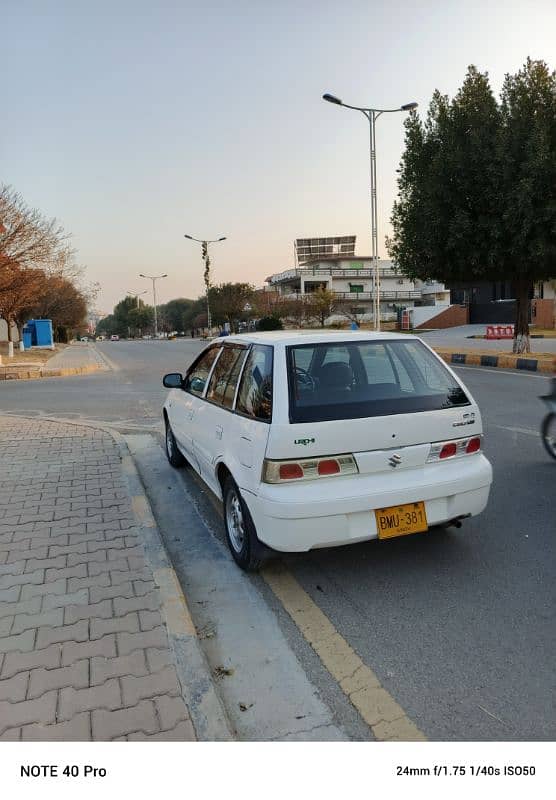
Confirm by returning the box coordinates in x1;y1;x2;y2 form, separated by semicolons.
0;416;196;741
45;343;107;371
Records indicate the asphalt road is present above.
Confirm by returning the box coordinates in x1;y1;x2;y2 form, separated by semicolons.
1;340;554;741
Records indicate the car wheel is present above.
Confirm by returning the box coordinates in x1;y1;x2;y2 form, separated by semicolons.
165;419;186;468
223;476;264;571
541;412;556;460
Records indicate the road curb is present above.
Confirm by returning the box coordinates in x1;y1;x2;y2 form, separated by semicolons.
0;344;109;381
434;349;555;374
0;413;234;742
113;429;235;741
0;363;104;380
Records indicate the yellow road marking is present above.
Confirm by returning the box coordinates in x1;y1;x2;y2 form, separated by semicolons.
262;562;426;741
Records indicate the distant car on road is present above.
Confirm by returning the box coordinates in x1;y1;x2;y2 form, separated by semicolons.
162;331;492;570
110;334;119;341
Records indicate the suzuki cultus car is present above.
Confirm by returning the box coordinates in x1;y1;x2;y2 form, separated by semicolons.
162;332;492;570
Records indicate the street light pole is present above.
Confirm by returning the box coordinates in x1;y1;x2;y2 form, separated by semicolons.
139;274;167;338
184;234;227;335
125;290;148;308
323;93;418;331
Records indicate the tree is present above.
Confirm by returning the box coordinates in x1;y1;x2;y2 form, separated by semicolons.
95;295;155;338
497;59;556;352
283;293;309;328
208;282;254;330
159;298;195;332
305;287;337;327
388;60;556;353
128;305;154;336
0;185;69;273
0;264;47;342
257;315;284;331
21;274;88;340
0;185;87;342
96;314;118;337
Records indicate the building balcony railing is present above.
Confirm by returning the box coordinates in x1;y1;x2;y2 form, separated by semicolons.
419;282;448;295
281;290;422;301
269;267;402;282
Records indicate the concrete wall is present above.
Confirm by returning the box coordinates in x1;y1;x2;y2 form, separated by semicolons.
531;298;556;329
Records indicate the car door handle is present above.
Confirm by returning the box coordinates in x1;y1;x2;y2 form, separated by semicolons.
215;425;223;439
188;410;195;420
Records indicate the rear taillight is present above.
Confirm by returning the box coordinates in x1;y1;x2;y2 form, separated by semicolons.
439;442;457;459
263;454;358;483
427;435;482;462
278;463;304;480
466;436;481;453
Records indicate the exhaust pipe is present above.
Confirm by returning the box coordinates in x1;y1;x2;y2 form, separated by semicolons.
442;514;470;530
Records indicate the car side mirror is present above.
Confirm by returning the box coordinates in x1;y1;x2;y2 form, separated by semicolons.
163;372;184;389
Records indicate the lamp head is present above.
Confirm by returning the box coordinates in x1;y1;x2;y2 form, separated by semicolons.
218;237;227;241
323;93;343;105
184;234;193;240
401;102;418;111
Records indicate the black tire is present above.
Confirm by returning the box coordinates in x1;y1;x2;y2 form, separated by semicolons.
222;476;265;571
541;413;556;460
164;418;186;468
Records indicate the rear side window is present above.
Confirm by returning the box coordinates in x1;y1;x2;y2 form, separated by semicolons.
236;345;273;421
206;346;247;408
184;346;220;397
288;339;469;423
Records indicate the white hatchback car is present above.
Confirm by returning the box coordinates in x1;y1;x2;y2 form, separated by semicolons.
162;331;492;570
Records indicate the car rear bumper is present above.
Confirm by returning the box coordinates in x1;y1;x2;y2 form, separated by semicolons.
243;454;492;552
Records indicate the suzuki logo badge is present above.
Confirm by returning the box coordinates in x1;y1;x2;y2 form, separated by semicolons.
388;453;402;468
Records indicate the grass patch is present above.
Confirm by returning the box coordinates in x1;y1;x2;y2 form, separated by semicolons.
6;344;67;367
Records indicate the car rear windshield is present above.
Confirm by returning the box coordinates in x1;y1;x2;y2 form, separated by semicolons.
287;339;470;423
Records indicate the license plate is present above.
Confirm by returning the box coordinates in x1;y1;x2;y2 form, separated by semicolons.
375;501;428;539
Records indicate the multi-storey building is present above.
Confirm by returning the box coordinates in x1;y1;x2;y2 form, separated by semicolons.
265;256;448;322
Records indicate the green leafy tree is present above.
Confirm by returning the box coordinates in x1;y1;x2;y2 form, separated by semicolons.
159;298;195;332
97;295;154;337
96;314;117;336
257;315;283;331
305;287;337;327
208;282;254;330
128;305;154;336
497;59;556;351
388;60;556;353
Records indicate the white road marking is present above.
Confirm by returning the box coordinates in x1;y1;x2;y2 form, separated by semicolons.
491;424;539;437
453;365;549;379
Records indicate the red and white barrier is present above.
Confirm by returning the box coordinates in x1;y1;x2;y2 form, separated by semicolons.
485;325;514;339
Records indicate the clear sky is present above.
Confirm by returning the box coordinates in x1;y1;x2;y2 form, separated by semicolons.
3;0;555;313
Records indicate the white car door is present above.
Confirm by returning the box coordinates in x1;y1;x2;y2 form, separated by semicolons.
168;345;221;469
230;344;274;495
193;344;249;495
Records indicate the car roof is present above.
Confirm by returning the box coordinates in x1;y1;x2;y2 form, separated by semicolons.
213;330;419;346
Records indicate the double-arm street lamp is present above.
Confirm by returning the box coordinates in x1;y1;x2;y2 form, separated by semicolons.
184;234;227;334
323;93;418;331
125;290;148;308
139;273;167;338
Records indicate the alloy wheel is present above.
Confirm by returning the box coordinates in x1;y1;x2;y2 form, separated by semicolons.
226;488;245;553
